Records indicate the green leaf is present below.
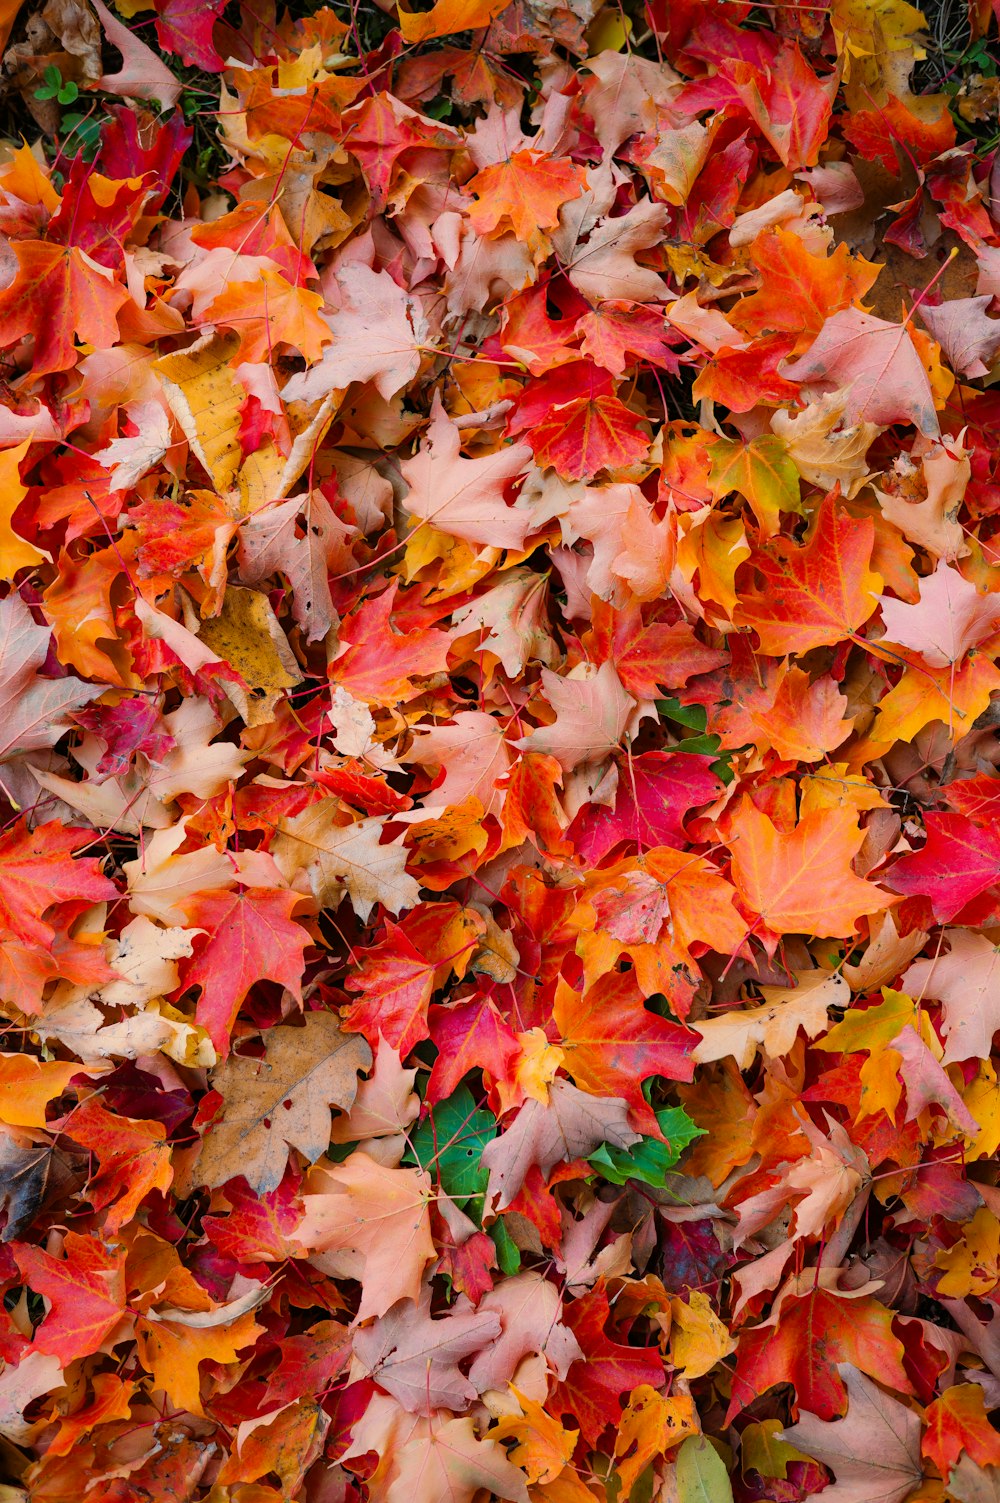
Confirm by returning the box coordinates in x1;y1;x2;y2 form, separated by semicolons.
588;1107;703;1187
490;1216;521;1275
407;1086;496;1215
656;697;707;731
671;733;722;759
708;433;802;538
675;1435;734;1503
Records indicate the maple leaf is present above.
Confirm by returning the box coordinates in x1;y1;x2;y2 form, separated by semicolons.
708;431;802;538
553;971;698;1111
136;1308;265;1418
887;813;1000;923
771;394;880;498
181;886;310;1056
903;929;1000;1064
331;581;453;704
13;1234;125;1365
919;296;1000;379
728;797;895;946
782;307;940;435
154;0;227;69
780;1364;923;1503
0;821;116;948
0;241;128;374
0;1055;93;1129
515;662;636;773
567;751;723;860
482;1078;640;1208
0;439;46;579
400;396;534;550
467;152;587;249
507;363;650;480
193;1014;372;1193
0;1350;65;1445
67;1097;172;1234
238;488;356;643
490;1392;578;1486
352;1296;501;1413
922;1383;1000;1473
566;201;670;304
613;1386;698;1500
732;227;881;341
694;970;848;1069
273;805;420;923
341;1398;529;1503
727;1288;913;1423
396;0;508;41
294;1151;435;1320
205;268;330;365
283;264;428;404
576;300;684;377
879;560;1000;667
426;996;522;1105
0;595;98;766
465;1271;582;1392
548;1286;664;1446
342;925;438;1058
734;494;884;653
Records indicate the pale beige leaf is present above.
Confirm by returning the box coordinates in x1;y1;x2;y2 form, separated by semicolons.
283;263;428;404
903;929;1000;1066
693;970;847;1069
842;910;929;993
879;560;1000;668
273;804;420;923
770;394;879;498
405;710;512;818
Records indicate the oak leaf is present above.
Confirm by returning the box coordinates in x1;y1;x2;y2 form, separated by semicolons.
694;970;848;1068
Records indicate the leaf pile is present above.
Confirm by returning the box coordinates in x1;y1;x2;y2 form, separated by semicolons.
0;0;1000;1500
